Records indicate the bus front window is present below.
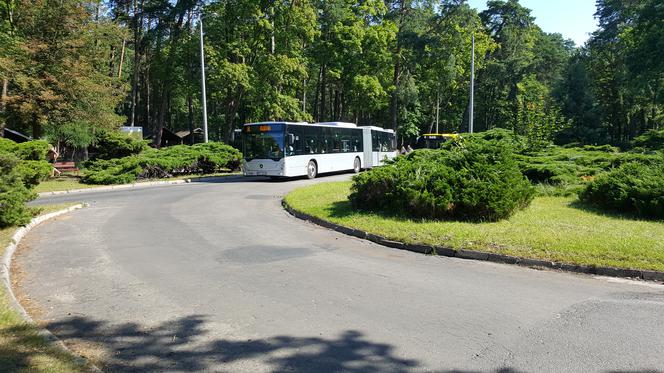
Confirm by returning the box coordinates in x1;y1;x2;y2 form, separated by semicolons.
243;124;285;161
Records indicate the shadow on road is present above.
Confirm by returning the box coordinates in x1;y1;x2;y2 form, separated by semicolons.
3;314;529;372
190;170;355;184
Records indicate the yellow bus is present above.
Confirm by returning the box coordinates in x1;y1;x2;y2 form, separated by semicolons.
414;133;460;149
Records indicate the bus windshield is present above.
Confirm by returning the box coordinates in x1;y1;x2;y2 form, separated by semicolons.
243;124;285;161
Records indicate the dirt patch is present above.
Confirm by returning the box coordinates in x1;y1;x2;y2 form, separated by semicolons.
11;238;47;321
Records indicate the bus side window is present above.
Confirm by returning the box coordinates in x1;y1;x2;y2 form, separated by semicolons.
288;125;304;155
353;129;363;152
304;126;320;154
333;132;341;153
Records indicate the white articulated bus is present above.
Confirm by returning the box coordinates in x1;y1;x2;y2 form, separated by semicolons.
242;121;397;178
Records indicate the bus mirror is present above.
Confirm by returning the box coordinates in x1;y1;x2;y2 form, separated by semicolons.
288;133;296;145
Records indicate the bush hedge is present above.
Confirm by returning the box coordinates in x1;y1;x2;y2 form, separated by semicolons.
0;138;50;160
631;128;664;151
350;137;535;222
579;156;664;219
89;130;149;160
82;142;242;184
0;138;53;227
0;153;37;227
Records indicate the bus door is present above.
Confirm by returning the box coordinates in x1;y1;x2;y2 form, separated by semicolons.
371;131;380;166
362;128;373;168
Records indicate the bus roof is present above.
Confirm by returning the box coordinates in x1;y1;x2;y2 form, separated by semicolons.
360;126;395;133
242;121;394;133
244;121;308;126
315;122;357;128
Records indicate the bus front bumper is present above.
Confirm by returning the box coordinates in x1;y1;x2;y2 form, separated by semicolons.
243;159;285;176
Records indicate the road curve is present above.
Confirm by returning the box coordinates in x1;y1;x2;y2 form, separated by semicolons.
15;175;664;372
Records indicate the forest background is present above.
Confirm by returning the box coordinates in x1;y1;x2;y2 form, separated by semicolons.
0;0;662;150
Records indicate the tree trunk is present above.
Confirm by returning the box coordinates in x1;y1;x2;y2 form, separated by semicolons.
390;54;400;131
117;38;126;79
333;89;339;120
129;0;143;127
313;66;322;120
154;86;168;147
188;94;194;145
108;45;116;77
319;64;327;121
224;88;245;143
146;70;151;130
0;78;7;134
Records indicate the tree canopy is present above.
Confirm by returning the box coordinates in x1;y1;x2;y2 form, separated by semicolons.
0;0;661;148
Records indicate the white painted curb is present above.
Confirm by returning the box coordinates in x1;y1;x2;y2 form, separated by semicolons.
0;204;102;372
37;174;245;198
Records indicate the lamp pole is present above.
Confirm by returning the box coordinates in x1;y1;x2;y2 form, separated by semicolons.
199;16;209;143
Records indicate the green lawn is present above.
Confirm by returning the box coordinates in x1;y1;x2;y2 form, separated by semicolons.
284;181;664;272
0;204;89;373
33;177;96;194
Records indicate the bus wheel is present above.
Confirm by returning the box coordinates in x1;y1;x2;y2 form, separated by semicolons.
307;160;317;179
353;157;361;173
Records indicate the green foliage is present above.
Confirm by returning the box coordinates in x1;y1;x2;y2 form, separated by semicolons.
14;140;50;160
579;157;664;219
350;137;534;222
90;130;149;160
517;144;660;188
5;0;126;139
82;143;241;185
15;160;51;187
460;128;530;152
632;129;664;151
0;152;36;227
0;138;50;160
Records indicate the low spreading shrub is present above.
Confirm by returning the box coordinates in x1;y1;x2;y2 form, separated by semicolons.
90;130;149;160
454;128;530;153
579;157;664;219
0;138;50;160
15;160;53;187
632;128;664;151
350;138;535;222
82;142;241;184
0;153;37;227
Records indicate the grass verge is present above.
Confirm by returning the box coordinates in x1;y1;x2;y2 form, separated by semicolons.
1;203;88;372
284;181;664;272
34;172;241;194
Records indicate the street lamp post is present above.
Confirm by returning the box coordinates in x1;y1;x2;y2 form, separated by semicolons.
199;16;209;143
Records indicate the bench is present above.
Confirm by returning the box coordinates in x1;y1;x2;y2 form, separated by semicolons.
53;162;79;172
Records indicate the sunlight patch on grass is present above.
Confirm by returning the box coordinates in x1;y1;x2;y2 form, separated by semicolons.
284;181;664;271
33;177;95;194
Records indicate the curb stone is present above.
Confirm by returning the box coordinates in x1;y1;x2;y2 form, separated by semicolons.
281;200;664;284
38;179;191;197
1;204;102;372
37;174;244;198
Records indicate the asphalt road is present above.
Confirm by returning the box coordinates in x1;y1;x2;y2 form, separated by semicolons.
15;174;664;372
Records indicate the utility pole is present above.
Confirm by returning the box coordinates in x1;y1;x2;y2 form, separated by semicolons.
199;17;209;143
469;33;475;134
